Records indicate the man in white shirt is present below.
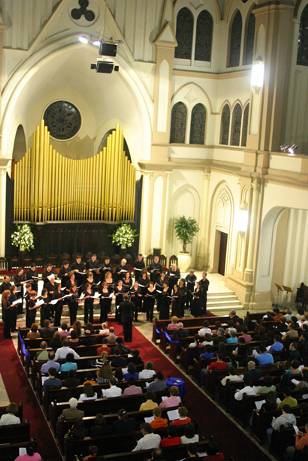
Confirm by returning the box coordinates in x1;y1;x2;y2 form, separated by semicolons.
198;322;212;337
54;340;80;361
138;362;156;380
0;403;21;425
234;385;260;401
221;369;244;387
102;379;122;398
132;423;161;451
271;405;296;431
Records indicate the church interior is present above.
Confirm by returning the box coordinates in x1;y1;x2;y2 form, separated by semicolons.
0;1;308;460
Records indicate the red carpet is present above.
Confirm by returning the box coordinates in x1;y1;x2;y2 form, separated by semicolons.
0;330;62;461
116;322;273;461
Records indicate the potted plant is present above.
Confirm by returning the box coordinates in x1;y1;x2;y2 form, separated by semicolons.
11;224;34;264
174;216;199;271
112;224;138;250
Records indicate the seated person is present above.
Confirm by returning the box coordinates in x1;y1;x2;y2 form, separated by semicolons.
82;445;98;461
170;406;191;426
67;330;80;345
113;409;137;434
221;368;244;387
268;335;284;354
62;370;80;388
200;354;228;385
139;392;158;411
150;407;168;430
295;422;308;453
39;320;54;339
281;360;303;387
123;379;143;396
147;372;167;394
64;420;86;440
253;346;274;366
14;444;42;461
102;378;122;398
96;361;114;384
105;327;118;345
58;323;69;338
59;397;84;422
225;331;238;344
110;350;127;368
27;323;40;339
243;360;262;386
167;316;184;331
55;339;80;360
99;322;110;336
36;341;49;361
60;353;78;373
90;414;113;437
271;405;296;431
180;424;200;444
198;321;212;337
0;402;21;425
79;383;97;401
238;328;252;343
123;362;139;381
132;423;161;451
41;351;60;375
139;362;156;380
160;425;181;447
43;367;62;391
278;388;298;410
159;386;181;409
96;343;109;356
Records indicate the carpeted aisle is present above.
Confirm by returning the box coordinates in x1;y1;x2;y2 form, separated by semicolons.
0;329;63;461
117;323;274;461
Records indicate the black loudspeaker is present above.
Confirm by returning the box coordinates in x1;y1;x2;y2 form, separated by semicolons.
153;248;161;256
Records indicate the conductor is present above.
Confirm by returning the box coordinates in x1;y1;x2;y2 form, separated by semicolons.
120;294;134;342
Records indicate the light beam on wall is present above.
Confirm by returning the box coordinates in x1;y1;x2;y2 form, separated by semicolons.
236;209;249;232
250;58;264;92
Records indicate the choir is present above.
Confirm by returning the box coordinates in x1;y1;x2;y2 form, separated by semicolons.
0;254;209;339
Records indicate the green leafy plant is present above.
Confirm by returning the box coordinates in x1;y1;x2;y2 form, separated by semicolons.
174;216;199;253
11;224;34;252
112;224;138;250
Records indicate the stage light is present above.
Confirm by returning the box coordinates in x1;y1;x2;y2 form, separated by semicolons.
251;58;264;92
99;41;118;57
90;60;119;73
78;35;89;44
92;40;100;47
236;209;249;233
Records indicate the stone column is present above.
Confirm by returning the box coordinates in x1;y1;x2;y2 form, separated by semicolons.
244;178;261;284
138;171;154;256
0;160;9;257
196;169;211;270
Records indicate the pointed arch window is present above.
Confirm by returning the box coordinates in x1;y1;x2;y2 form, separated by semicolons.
297;5;308;66
170;102;187;143
241;104;250;147
220;105;231;145
190;104;206;144
230;104;243;146
175;8;194;59
228;10;242;67
195;10;213;62
243;13;255;65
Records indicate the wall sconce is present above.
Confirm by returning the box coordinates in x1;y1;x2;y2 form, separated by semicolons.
250;58;264;93
236;209;249;233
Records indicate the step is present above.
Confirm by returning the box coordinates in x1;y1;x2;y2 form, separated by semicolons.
207;295;238;302
210;304;244;311
207;299;240;306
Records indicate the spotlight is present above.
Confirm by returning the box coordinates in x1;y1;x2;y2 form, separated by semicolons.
92;40;101;48
99;41;118;57
90;60;119;73
78;35;89;44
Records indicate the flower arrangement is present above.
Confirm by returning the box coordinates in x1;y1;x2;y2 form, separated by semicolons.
112;224;138;249
11;224;34;253
174;216;199;253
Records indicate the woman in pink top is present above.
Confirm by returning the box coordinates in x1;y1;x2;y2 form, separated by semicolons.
15;446;42;461
167;316;184;331
159;385;182;409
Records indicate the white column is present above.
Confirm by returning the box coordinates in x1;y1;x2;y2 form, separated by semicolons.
160;172;170;255
244;179;261;283
197;170;210;269
138;171;154;256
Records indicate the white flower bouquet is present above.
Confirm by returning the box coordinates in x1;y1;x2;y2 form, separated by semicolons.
11;224;34;252
112;224;137;250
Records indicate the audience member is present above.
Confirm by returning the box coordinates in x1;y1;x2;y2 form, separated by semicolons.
36;341;49;361
43;367;62;391
55;339;80;360
150;407;168;430
159;386;181;409
101;378;122;398
60;397;84;422
132;423;161;451
60;352;78;373
41;351;60;375
139;393;158;411
0;403;20;425
139;362;156;380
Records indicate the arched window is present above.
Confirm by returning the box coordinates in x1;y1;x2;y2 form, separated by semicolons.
243;13;255;65
220;104;231;145
190;104;206;144
297;5;308;66
175;8;194;59
227;10;242;67
230;104;243;146
195;10;213;62
241;104;250;146
170;102;187;143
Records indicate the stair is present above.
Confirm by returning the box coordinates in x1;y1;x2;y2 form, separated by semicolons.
207;291;243;312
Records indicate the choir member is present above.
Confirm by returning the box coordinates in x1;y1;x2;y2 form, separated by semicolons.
83;282;94;324
14;267;26;299
134;254;145;282
157;282;171;320
156;272;166;294
58;260;71;288
27;290;40;327
66;272;77;292
26;263;39;291
42;263;55;287
143;281;156;322
191;282;203;317
114;280;125;322
67;285;79;325
39;288;50;326
87;253;101;284
71;254;86;288
123;272;132;292
178;279;187;318
7;285;20;331
2;289;13;339
24;283;34;327
199;272;209;314
168;263;180;290
83;270;95;292
129;281;143;322
185;270;197;309
52;284;64;327
171;284;180;317
0;275;12;293
139;271;150;307
148;255;162;283
99;281;113;322
101;256;112;280
115;258;129;282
